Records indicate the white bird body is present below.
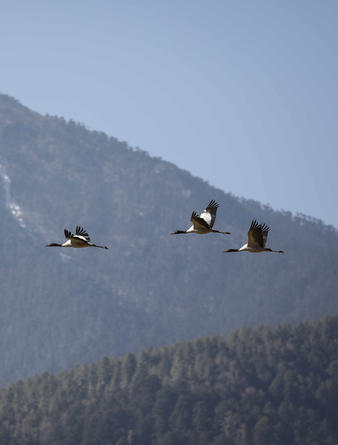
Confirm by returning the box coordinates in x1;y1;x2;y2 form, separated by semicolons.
60;238;89;248
60;239;73;248
186;225;199;234
185;222;211;234
46;226;108;249
238;243;268;253
171;200;230;235
224;220;284;254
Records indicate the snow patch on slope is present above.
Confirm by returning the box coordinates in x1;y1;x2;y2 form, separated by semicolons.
0;164;26;228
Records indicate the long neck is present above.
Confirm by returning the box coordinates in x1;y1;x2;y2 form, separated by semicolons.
171;230;187;235
224;249;239;253
212;230;231;235
46;243;62;247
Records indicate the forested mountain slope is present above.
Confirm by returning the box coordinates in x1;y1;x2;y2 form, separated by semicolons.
0;316;337;445
0;94;337;385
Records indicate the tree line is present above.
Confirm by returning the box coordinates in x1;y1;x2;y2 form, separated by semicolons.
0;316;337;444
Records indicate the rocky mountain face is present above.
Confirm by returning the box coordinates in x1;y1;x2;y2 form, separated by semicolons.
0;94;337;385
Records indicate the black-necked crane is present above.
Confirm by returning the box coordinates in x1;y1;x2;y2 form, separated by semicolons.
224;220;284;253
46;226;108;249
171;200;230;235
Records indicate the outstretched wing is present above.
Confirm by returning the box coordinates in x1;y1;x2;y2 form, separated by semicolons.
64;229;73;240
191;211;210;231
74;226;91;241
248;220;269;248
199;200;219;228
260;223;269;248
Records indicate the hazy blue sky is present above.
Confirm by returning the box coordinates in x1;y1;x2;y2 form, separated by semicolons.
1;1;338;227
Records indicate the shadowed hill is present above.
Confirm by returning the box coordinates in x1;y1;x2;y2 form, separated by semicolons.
0;94;337;386
0;316;337;444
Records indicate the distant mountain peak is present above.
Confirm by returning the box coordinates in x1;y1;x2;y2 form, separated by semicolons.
0;94;337;387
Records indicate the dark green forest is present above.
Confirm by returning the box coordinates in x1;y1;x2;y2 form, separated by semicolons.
0;316;337;445
0;94;338;386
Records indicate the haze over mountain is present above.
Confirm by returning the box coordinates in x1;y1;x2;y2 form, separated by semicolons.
0;94;337;386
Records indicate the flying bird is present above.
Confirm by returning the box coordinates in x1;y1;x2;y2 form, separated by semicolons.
46;226;108;249
224;220;284;253
171;200;230;235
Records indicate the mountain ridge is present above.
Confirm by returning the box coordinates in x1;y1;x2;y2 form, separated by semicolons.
0;93;337;386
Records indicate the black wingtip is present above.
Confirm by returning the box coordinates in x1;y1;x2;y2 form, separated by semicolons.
207;199;219;209
260;223;270;232
250;219;270;232
250;219;270;230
